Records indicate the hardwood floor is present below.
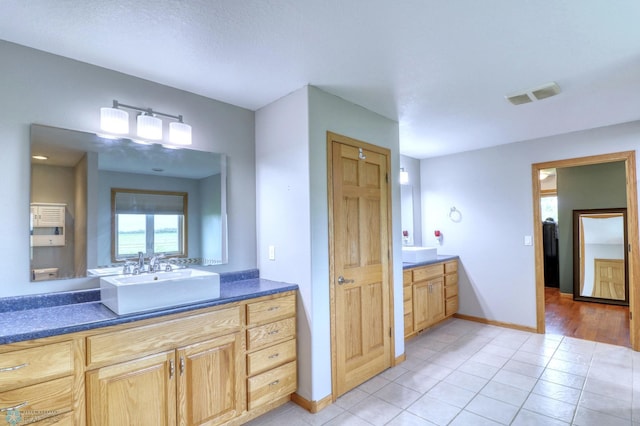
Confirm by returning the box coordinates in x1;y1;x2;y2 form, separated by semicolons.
545;287;630;347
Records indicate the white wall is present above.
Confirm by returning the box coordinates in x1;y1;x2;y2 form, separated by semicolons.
0;40;256;297
255;87;312;399
421;121;640;328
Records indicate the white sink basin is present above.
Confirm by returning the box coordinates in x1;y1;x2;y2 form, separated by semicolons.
100;268;221;315
88;266;125;277
402;246;438;263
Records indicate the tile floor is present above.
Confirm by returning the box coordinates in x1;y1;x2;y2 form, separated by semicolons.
246;318;640;425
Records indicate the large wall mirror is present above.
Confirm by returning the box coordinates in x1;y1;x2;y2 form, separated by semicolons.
30;124;228;282
573;208;628;305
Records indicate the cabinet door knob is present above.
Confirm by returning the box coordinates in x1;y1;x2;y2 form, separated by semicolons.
169;360;175;378
180;357;185;375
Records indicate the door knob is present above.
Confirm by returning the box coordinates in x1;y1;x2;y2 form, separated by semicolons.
337;275;354;285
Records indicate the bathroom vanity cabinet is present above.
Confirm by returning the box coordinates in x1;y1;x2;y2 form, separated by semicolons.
0;291;297;426
404;259;458;339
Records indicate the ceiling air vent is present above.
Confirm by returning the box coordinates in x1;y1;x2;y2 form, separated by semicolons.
506;82;561;106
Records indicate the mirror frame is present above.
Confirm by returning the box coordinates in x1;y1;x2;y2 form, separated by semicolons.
573;207;629;305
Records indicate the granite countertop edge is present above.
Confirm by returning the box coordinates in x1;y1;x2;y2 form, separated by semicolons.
402;254;459;269
0;276;297;345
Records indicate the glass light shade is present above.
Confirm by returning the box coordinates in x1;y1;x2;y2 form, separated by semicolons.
100;107;129;134
169;121;192;146
137;114;163;140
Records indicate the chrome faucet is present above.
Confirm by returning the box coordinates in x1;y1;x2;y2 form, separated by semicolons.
149;253;165;272
137;251;145;272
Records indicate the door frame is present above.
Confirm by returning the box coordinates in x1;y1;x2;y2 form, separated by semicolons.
326;131;395;400
532;151;640;349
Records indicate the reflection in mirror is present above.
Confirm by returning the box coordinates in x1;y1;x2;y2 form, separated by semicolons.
573;208;628;305
400;185;414;246
30;124;228;282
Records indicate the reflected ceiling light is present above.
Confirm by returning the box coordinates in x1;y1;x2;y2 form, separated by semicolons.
99;100;192;145
400;168;409;185
32;155;48;160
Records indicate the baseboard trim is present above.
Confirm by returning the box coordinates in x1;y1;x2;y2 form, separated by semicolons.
559;292;573;299
453;313;537;333
291;392;333;414
394;353;406;365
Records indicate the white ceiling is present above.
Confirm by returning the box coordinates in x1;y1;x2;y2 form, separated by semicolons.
2;1;640;158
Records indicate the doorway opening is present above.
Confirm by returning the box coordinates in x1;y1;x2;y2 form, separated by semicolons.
532;151;639;350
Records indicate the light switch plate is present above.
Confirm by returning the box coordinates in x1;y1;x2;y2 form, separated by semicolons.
268;245;276;260
524;235;533;246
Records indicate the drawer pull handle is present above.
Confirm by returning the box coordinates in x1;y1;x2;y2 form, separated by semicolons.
169;360;175;379
268;306;280;311
268;353;280;359
268;330;280;335
180;357;185;376
0;363;28;373
0;401;28;412
269;380;280;386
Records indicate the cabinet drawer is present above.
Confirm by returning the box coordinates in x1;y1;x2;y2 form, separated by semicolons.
445;273;458;286
403;270;412;286
247;317;296;352
0;341;73;391
445;285;458;299
87;306;241;367
246;294;296;326
0;376;73;422
247;361;296;410
413;264;443;281
404;312;413;335
445;298;458;316
247;339;296;376
445;261;458;274
32;411;74;425
403;286;412;303
403;299;412;315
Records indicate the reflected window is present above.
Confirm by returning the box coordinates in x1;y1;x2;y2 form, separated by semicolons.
112;189;187;260
541;195;558;223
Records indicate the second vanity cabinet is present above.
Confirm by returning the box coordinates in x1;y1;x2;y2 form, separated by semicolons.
404;260;458;339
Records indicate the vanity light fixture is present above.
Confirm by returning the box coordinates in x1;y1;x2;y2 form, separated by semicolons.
100;100;192;146
399;168;409;185
32;155;49;161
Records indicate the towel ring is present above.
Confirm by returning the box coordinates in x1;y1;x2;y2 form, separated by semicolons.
449;206;462;223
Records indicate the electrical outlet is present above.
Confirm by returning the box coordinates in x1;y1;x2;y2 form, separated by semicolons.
268;245;276;260
524;235;532;246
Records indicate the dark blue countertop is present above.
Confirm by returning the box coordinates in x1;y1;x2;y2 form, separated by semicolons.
402;254;459;270
0;271;297;345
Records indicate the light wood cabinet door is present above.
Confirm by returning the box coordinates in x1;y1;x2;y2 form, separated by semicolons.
412;281;430;331
413;279;445;332
86;351;176;426
427;279;445;325
177;333;244;426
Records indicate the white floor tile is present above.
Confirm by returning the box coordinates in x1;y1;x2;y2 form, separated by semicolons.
511;409;570;425
373;382;422;409
532;379;581;405
426;381;476;408
406;394;462;425
385;411;434;426
443;370;489;392
523;393;576;423
349;395;403;426
449;410;502;425
480;381;529;407
465;394;519;424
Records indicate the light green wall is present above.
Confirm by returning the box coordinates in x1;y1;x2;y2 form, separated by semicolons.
557;161;627;294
